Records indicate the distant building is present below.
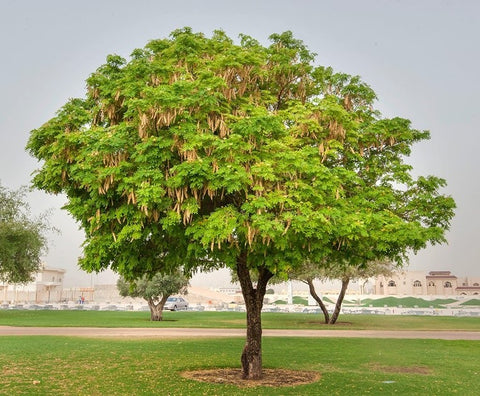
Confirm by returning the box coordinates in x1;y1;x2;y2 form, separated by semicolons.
0;265;65;303
375;271;480;296
216;287;242;295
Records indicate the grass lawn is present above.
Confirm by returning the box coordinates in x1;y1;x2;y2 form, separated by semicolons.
1;310;479;331
361;297;457;308
461;299;480;306
0;336;478;395
274;296;308;305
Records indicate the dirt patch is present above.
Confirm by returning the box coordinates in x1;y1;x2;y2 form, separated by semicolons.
368;364;432;375
181;368;321;388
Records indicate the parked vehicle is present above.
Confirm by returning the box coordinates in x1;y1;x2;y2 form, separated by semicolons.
163;296;188;311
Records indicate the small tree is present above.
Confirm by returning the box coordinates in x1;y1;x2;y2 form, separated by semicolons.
117;271;188;321
0;183;52;283
293;261;393;324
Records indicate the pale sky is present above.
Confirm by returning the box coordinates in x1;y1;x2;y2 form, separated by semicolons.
0;0;478;287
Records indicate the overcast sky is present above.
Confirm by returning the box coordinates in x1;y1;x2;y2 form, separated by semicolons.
0;0;478;287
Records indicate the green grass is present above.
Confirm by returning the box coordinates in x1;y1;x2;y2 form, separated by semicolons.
361;297;457;308
1;311;479;394
323;297;335;304
272;296;308;305
1;310;480;331
293;296;308;305
0;336;478;395
461;299;480;306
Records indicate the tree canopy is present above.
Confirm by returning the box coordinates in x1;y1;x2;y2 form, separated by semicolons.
0;183;51;283
26;28;455;379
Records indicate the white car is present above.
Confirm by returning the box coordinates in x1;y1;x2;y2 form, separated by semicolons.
163;296;188;311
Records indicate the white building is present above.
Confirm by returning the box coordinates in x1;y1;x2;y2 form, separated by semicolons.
375;271;480;296
0;265;65;304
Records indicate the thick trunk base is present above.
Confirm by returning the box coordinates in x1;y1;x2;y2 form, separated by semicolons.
241;344;262;379
236;251;273;380
148;300;164;321
150;311;162;321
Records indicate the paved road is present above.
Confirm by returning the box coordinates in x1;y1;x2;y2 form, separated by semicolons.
1;326;479;340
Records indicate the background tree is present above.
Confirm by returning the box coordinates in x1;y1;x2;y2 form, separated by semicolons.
0;183;52;283
291;260;393;324
117;271;188;321
27;28;455;379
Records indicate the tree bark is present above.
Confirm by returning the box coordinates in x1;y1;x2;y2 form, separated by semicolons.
236;250;273;380
147;295;168;321
329;277;350;324
305;278;330;324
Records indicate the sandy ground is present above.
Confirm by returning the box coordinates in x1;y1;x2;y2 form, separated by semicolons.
0;326;479;340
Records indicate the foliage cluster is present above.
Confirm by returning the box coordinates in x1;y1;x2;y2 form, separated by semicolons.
27;28;455;282
0;184;51;283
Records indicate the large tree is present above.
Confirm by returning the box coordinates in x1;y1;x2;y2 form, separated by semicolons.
27;28;455;379
117;270;188;321
0;183;51;283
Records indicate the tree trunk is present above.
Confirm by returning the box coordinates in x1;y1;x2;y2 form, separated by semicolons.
306;278;330;324
147;295;168;321
236;250;273;380
329;277;350;324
